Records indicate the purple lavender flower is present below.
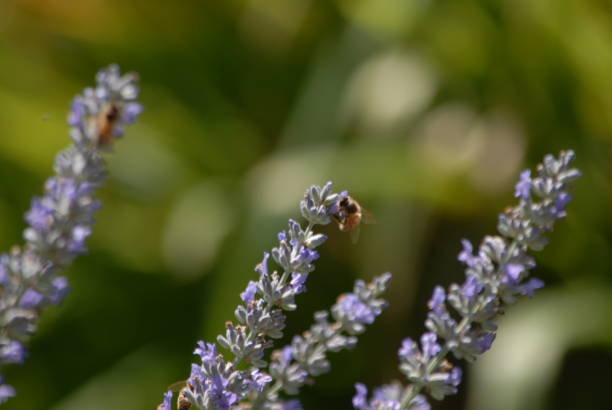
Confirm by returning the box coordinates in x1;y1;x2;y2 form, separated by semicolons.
241;281;258;303
258;274;391;408
157;391;172;410
162;182;358;409
335;293;376;325
514;169;531;199
475;332;496;353
398;338;419;361
332;276;390;335
250;369;273;392
406;394;431;410
371;383;405;410
280;346;293;365
420;332;441;360
18;289;43;308
282;399;303;410
300;184;346;225
194;342;218;362
517;278;545;298
69;64;142;148
0;65;141;401
552;192;572;216
0;263;7;285
255;252;270;276
354;150;580;410
396;332;461;400
504;263;523;282
353;383;369;409
182;354;242;409
0;378;15;404
289;273;307;294
25;199;53;230
457;239;478;267
67;99;86;127
167;272;390;410
122;102;144;123
353;382;429;410
207;374;239;409
0;341;26;365
428;286;445;314
460;275;482;301
48;276;69;305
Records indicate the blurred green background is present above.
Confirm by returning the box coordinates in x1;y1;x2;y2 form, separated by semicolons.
0;0;611;409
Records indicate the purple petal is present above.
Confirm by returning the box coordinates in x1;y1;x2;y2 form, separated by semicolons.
420;332;441;360
157;390;172;410
552;192;572;216
290;272;307;294
504;263;524;282
458;239;478;267
68;225;91;253
67;98;86;126
282;400;303;410
518;278;544;297
428;286;446;313
49;276;70;305
255;252;270;276
240;281;257;303
281;345;293;364
352;383;369;410
193;341;217;363
0;341;26;364
338;294;375;324
250;369;273;392
409;395;431;410
514;169;531;200
19;289;43;308
398;338;418;361
461;275;482;300
447;366;462;386
95;86;109;100
0;262;7;285
0;383;15;403
476;332;496;353
25;199;53;230
122;102;143;123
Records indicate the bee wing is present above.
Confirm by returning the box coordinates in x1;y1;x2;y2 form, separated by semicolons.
361;207;376;225
349;223;361;244
167;380;187;393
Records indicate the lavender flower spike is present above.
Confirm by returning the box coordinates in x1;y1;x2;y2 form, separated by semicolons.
250;273;392;409
0;65;141;402
353;150;580;410
161;183;352;409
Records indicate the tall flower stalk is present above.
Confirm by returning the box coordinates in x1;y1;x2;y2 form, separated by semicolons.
352;150;580;410
159;184;391;410
256;273;392;409
0;65;142;402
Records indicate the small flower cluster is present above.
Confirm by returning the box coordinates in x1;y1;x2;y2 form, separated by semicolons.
252;273;391;409
68;64;142;150
160;183;357;409
0;65;141;402
353;150;580;410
